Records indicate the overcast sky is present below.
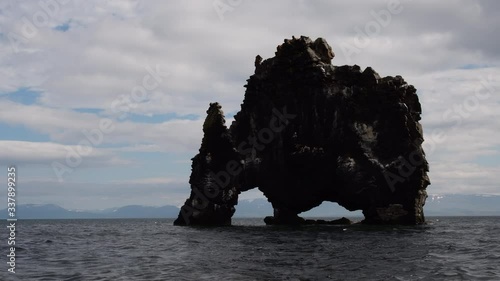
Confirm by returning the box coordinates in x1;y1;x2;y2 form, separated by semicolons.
0;0;498;210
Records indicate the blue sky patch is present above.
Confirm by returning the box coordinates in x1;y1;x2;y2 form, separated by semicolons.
0;123;51;142
54;21;71;32
3;88;41;105
475;153;500;167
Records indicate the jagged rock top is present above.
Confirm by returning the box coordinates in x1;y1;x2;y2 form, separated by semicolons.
276;36;335;64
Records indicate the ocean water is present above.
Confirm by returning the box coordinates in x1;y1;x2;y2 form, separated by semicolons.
1;217;499;281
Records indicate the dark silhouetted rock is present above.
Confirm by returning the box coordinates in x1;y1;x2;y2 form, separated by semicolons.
173;103;240;226
174;36;429;226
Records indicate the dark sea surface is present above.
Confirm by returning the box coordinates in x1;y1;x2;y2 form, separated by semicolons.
1;217;499;280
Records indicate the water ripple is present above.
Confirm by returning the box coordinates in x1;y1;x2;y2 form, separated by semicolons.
0;217;499;280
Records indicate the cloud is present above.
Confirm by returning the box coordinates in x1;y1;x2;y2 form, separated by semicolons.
413;67;500;162
0;140;129;167
2;1;497;112
0;100;204;152
430;162;500;195
0;177;189;210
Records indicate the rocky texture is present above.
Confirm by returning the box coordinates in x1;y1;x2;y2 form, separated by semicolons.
174;36;429;226
173;103;240;225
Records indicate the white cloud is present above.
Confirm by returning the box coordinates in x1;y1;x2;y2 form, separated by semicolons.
0;140;129;167
0;177;189;209
0;100;204;152
413;67;500;162
430;162;500;195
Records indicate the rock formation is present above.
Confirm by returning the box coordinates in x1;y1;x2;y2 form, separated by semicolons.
173;103;240;225
174;36;430;226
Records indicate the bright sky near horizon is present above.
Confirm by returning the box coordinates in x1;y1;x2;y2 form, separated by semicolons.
0;0;498;210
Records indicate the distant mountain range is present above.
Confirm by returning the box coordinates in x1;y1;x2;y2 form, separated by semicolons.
1;194;499;219
236;194;500;217
0;204;180;219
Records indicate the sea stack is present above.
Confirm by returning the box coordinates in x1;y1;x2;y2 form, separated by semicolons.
174;36;429;226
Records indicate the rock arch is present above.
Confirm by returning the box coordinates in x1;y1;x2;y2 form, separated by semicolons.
174;36;429;226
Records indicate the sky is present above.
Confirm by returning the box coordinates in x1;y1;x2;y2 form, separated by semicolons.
0;0;498;210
